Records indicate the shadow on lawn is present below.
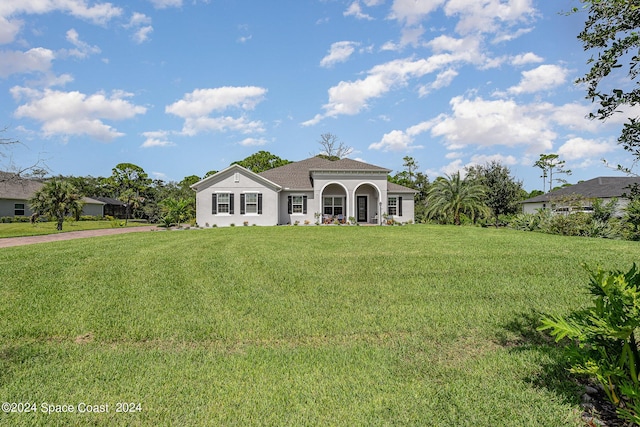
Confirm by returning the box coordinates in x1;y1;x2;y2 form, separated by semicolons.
496;310;582;405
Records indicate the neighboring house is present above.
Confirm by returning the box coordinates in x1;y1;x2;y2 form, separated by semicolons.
191;156;416;227
92;197;128;218
521;176;640;216
0;173;105;218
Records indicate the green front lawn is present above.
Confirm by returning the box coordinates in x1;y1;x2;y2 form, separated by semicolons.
0;220;149;238
1;225;636;425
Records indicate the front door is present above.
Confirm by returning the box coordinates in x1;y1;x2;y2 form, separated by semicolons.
357;196;367;222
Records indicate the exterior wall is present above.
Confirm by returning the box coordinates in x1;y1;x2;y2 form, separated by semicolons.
82;203;104;217
195;169;279;227
388;193;414;223
0;199;35;218
522;202;546;214
278;191;315;225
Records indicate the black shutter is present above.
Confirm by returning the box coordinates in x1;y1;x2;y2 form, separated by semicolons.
258;194;263;214
240;194;246;215
399;197;403;216
303;196;307;214
288;196;292;214
212;194;217;214
229;193;234;214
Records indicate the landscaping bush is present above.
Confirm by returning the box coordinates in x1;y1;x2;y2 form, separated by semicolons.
539;264;640;424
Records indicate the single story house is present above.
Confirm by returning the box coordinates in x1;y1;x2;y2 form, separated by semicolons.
0;173;105;218
521;176;640;216
191;156;416;227
92;197;128;218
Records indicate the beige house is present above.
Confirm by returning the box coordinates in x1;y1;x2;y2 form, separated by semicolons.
191;157;416;227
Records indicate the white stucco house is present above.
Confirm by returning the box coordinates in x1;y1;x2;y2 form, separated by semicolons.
191;156;416;227
521;176;640;216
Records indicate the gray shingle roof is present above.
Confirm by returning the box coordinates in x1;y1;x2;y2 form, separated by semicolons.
0;173;44;200
258;157;391;190
523;176;640;203
0;173;105;205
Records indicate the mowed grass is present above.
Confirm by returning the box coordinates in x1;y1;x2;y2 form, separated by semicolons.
0;225;637;426
0;220;149;238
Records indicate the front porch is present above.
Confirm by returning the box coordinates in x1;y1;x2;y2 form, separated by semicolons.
320;183;382;225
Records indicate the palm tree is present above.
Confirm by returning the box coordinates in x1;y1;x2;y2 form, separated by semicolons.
160;198;191;228
425;172;488;225
29;178;83;231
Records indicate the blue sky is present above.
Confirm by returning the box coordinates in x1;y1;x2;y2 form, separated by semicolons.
1;0;636;191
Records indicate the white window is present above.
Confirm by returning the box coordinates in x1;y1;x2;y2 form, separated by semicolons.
244;193;258;214
15;203;25;216
217;193;230;213
292;195;304;213
388;197;397;216
323;197;343;216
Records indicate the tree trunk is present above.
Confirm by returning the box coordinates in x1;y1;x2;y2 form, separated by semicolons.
57;216;63;230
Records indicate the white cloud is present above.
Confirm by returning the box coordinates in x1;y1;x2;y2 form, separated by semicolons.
148;0;182;8
166;86;267;118
444;0;536;35
429;96;556;153
11;87;146;141
181;116;265;136
510;52;543;66
62;28;101;58
507;64;569;95
166;87;267;136
389;0;445;26
125;12;153;44
238;137;267;147
369;121;431;151
418;68;458;96
304;56;466;125
344;1;374;20
320;41;360;68
133;25;153;43
141;138;174;148
0;47;55;77
0;1;123;44
469;153;518;165
557;137;616;160
141;130;174;148
0;16;23;44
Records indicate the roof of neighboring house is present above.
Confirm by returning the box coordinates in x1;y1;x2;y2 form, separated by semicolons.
258;156;392;190
523;176;640;203
82;197;105;205
0;173;44;200
92;197;126;206
0;173;105;205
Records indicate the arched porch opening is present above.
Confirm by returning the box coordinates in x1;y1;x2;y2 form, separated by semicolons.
354;183;381;224
320;183;348;223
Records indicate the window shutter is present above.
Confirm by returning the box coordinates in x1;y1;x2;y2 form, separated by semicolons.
258;193;263;214
303;195;307;214
212;194;217;214
288;195;292;214
229;193;235;214
399;196;403;216
240;194;246;215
